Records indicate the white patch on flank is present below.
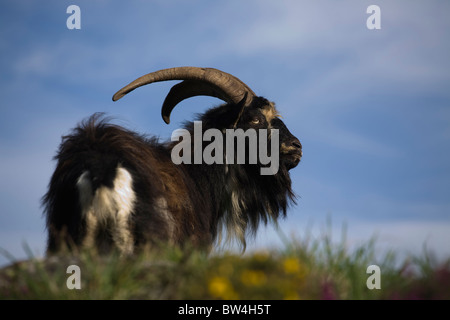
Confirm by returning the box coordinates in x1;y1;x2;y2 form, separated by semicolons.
76;166;136;255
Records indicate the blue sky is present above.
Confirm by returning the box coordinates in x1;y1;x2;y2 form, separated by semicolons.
1;0;449;266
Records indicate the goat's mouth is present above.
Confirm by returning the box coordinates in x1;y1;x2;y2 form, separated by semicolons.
283;149;302;170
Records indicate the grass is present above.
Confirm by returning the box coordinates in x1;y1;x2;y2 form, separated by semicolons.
1;225;449;300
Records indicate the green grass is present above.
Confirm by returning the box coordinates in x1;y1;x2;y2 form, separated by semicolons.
1;227;449;300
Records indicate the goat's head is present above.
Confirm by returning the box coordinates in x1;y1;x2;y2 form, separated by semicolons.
113;67;302;173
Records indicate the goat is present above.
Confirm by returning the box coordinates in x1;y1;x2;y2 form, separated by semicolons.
42;67;302;255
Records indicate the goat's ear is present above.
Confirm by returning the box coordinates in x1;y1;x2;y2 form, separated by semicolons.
231;92;248;128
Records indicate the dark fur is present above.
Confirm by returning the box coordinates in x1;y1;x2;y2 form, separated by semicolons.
43;96;301;253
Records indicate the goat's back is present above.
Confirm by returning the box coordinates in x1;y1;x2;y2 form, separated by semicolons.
42;114;211;254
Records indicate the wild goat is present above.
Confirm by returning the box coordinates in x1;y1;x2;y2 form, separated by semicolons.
42;67;302;255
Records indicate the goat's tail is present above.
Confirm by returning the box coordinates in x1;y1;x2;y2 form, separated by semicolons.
43;114;136;255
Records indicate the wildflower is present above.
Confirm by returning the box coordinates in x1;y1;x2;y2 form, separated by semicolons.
208;276;238;299
321;281;337;300
240;269;267;287
283;257;301;274
284;290;301;300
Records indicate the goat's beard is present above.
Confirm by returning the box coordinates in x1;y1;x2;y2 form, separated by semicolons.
217;160;296;249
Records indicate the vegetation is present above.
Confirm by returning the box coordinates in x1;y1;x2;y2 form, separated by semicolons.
1;226;449;300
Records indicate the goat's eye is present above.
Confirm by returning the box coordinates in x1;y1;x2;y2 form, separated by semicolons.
250;118;260;125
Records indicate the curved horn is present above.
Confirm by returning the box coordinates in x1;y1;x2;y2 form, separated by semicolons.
112;67;256;124
161;80;232;124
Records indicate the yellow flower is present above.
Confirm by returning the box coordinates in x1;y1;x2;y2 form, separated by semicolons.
283;257;301;274
284;290;301;300
240;269;267;287
208;276;238;299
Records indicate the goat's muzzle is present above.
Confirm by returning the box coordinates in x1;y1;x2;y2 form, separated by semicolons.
282;137;302;170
